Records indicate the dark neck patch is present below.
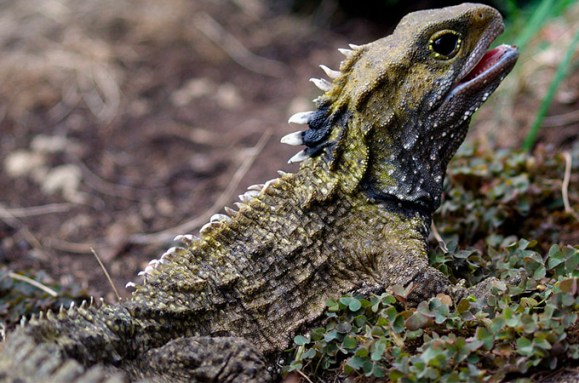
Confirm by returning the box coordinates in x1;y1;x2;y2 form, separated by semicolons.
362;181;435;218
302;104;351;163
302;103;333;148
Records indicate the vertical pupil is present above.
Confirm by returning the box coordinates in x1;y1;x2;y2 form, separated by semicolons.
433;34;458;56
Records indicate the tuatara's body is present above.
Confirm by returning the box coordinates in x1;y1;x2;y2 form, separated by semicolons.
0;3;518;382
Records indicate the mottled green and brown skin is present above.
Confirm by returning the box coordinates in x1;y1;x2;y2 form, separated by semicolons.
0;3;518;382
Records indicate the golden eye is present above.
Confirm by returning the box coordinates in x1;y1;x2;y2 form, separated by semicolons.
429;30;462;59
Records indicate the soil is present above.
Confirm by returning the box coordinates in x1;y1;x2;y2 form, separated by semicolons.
0;0;577;304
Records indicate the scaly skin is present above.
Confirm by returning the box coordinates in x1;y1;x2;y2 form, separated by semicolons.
0;3;518;382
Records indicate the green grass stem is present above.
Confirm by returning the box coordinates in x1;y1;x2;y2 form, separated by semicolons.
522;30;579;150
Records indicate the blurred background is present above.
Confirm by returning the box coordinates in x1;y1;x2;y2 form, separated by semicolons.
0;0;576;316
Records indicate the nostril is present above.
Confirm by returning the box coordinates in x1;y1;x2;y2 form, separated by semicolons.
478;11;484;19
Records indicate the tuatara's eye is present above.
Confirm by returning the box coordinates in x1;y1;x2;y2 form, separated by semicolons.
429;30;462;59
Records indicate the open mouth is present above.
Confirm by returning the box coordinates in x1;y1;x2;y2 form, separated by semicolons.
453;44;519;95
461;44;518;84
451;25;519;96
449;16;519;97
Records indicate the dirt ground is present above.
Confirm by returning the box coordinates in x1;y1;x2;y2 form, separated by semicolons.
0;0;577;303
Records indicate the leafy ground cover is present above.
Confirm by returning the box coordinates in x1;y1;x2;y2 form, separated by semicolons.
283;144;578;382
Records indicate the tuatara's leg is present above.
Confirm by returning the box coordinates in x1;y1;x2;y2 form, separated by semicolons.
370;244;453;303
133;336;273;383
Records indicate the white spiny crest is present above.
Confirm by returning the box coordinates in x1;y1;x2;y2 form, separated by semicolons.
125;281;136;289
79;300;88;310
161;247;179;260
247;184;264;191
210;213;230;223
137;261;158;277
200;222;220;236
234;202;245;210
349;43;361;49
239;190;259;202
288;111;314;125
224;206;237;216
173;233;198;247
263;178;277;191
319;64;340;79
310;78;332;92
277;170;289;176
173;234;191;242
46;310;54;320
338;48;353;56
280;131;304;146
288;150;309;164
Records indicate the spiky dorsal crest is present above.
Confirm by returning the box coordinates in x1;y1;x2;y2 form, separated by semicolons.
281;43;384;194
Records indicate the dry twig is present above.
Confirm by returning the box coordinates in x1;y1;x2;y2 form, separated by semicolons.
561;151;578;220
430;221;448;253
193;12;287;78
8;271;58;297
91;247;121;302
45;238;93;254
0;203;73;218
294;370;314;383
542;109;579;128
0;204;45;257
75;157;143;201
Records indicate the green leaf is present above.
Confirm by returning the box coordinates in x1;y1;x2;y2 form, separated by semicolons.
342;335;357;349
336;321;352;334
288;361;302;372
324;330;339;342
546;245;565;269
294;335;309;346
310;327;325;341
347;355;366;370
475;327;494;350
326;299;340;312
559;278;578;295
516;337;533;356
302;348;317;359
349;298;362;312
405;312;432;330
456;298;472;314
371;339;387;361
355;347;369;358
371;362;386;378
392;313;406;333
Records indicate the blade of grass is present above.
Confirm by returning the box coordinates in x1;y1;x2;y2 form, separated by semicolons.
522;30;579;150
501;0;574;48
514;0;553;52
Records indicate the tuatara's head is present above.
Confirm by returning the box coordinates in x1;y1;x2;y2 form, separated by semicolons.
282;3;518;213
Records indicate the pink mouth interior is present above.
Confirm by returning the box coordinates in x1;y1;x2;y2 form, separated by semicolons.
462;45;508;83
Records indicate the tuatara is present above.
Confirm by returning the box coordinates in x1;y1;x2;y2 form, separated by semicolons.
0;3;518;382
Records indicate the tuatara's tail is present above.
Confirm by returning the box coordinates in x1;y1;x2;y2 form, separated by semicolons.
0;300;133;382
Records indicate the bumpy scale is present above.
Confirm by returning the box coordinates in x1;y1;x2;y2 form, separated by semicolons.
0;3;518;382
